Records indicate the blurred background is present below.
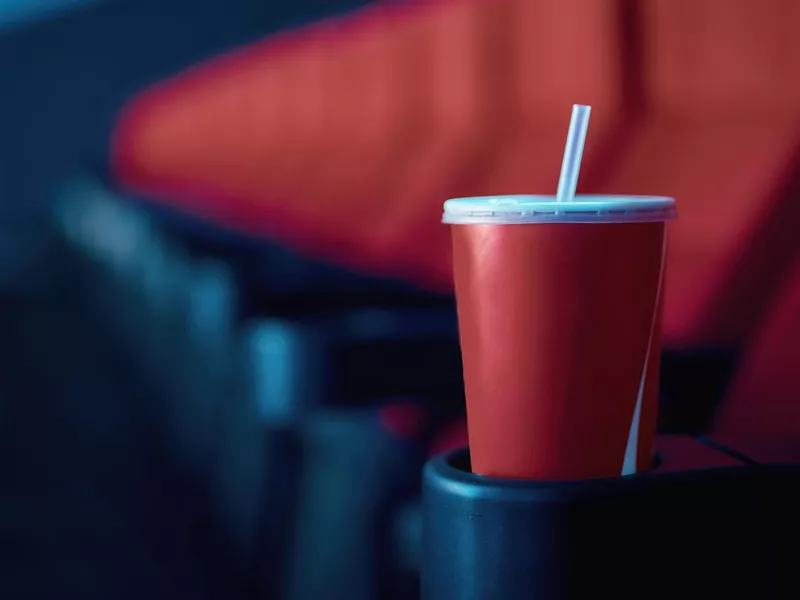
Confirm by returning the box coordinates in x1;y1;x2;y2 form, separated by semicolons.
0;0;799;598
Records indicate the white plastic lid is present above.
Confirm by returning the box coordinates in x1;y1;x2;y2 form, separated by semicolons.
442;195;676;224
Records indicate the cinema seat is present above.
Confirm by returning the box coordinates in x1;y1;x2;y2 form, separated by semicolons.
113;0;800;353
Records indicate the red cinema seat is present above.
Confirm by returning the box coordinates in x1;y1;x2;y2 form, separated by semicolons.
596;0;800;349
112;0;628;289
710;262;800;464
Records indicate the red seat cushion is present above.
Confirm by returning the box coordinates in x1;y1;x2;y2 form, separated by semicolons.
711;263;800;463
654;435;744;471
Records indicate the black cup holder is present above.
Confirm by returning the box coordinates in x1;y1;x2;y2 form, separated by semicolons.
422;447;800;600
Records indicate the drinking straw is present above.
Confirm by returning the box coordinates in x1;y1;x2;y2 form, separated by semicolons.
556;104;591;202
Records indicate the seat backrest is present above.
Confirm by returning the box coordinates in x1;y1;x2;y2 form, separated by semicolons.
510;0;625;129
112;0;629;289
643;0;800;118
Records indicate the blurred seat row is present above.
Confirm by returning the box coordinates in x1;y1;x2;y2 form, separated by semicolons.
0;182;442;598
113;0;800;352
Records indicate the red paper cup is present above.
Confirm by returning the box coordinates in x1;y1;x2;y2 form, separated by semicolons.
443;195;676;480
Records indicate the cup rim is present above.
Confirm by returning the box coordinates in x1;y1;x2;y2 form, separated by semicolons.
442;194;677;225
